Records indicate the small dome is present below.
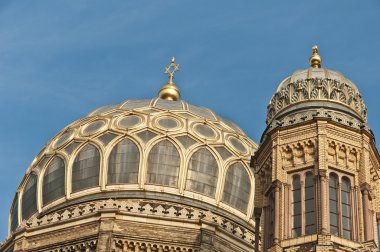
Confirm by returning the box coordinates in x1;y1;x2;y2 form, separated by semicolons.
266;47;367;132
10;97;257;234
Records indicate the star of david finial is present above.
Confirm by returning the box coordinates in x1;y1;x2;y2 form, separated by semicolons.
165;56;180;83
158;56;181;101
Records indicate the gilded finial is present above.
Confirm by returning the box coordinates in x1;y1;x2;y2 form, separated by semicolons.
158;56;181;101
309;45;322;68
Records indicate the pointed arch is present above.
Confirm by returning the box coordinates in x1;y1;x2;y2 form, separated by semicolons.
22;173;37;220
185;147;219;197
42;156;66;205
146;139;180;187
107;138;140;184
222;162;251;212
71;144;100;193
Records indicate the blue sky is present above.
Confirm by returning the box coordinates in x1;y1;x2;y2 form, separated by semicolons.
0;0;379;240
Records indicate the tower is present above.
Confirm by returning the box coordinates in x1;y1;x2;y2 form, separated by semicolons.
252;46;380;251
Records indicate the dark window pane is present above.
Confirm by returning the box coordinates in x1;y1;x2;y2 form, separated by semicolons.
341;177;351;191
147;140;180;187
292;228;301;237
330;226;339;236
305;199;315;213
305;187;314;200
108;139;140;184
43;157;65;205
306;225;315;234
342;204;351;218
222;163;251;212
329;187;337;200
306;212;315;225
293;214;302;228
330;212;338;226
343;230;351;240
10;194;19;232
329;200;338;213
293;175;300;190
305;172;314;185
293;202;301;215
22;174;37;220
342;216;351;230
341;191;350;204
72;144;100;192
185;148;219;197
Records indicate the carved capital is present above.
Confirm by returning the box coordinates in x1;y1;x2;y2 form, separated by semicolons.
360;182;371;193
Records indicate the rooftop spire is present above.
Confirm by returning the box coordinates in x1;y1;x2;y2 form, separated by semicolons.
309;45;322;68
158;56;181;101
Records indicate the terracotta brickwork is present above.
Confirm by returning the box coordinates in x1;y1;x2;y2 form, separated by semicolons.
253;119;380;252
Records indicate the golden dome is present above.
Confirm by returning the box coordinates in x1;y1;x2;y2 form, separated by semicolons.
9;97;257;235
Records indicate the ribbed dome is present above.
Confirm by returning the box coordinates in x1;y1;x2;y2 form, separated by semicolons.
266;54;368;133
9;97;257;234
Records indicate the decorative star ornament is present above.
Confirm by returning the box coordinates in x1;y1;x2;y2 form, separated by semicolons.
165;56;180;83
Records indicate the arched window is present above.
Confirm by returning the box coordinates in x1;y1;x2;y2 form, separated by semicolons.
186;148;219;197
108;139;140;184
43;156;65;205
329;173;339;236
305;172;315;234
10;193;19;233
292;175;301;237
341;177;351;240
22;174;37;220
222;163;251;212
146;140;180;187
72;144;100;193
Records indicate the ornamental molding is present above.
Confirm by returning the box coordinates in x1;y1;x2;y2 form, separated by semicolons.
280;140;317;168
17;199;254;245
113;239;197;252
267;78;367;125
326;139;360;172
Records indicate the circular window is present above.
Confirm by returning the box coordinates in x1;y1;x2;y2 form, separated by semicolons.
117;115;142;129
82;120;106;136
53;130;74;149
157;117;180;130
228;137;247;154
194;124;216;138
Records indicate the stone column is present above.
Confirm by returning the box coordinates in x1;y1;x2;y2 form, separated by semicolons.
273;181;281;244
319;170;328;234
254;207;262;252
361;183;371;241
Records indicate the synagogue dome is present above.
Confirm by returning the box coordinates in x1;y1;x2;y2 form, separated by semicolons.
8;58;257;240
266;46;367;133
